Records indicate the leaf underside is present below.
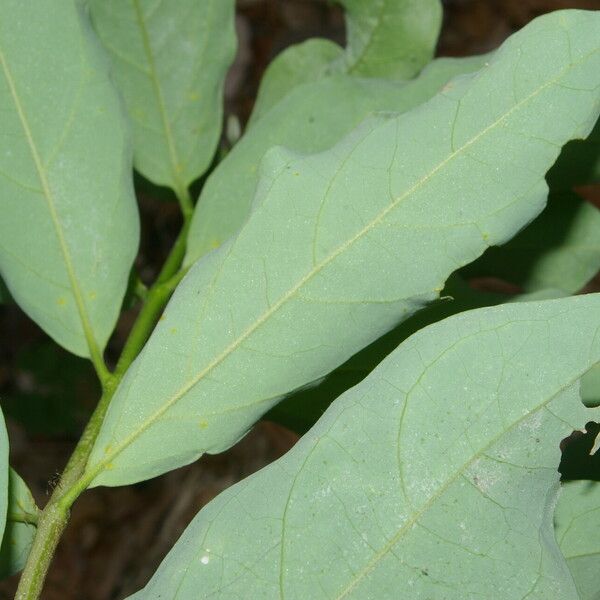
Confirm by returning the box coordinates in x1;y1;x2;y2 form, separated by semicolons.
185;55;490;266
0;0;139;356
133;294;600;599
90;0;237;193
0;470;37;579
248;0;442;126
462;121;600;294
555;480;600;600
87;10;600;488
337;0;442;79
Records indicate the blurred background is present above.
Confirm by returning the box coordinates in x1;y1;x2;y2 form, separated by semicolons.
1;0;598;597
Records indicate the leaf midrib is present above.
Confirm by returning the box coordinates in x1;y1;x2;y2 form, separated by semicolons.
132;0;186;195
87;46;595;484
345;0;387;75
332;371;585;599
0;47;101;360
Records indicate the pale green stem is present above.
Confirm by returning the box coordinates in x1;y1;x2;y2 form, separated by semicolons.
15;187;194;600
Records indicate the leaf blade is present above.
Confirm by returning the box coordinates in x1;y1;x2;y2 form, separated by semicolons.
185;55;490;265
248;39;344;127
338;0;442;79
90;0;237;193
249;0;442;128
88;10;600;487
0;0;139;357
462;122;600;294
131;294;600;599
0;469;38;579
555;480;600;600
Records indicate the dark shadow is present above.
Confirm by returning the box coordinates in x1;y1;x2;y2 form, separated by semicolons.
461;121;600;290
265;276;513;434
560;421;600;482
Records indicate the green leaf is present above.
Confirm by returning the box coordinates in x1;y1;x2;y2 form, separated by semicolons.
336;0;442;78
249;39;344;126
555;480;600;600
462;194;600;294
267;277;567;434
90;0;237;197
339;277;568;377
185;54;490;265
0;1;139;357
85;10;600;488
0;469;38;579
249;0;442;126
130;294;600;599
462;122;600;294
189;0;451;264
581;364;600;407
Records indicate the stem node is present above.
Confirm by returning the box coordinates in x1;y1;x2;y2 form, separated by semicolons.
15;186;193;600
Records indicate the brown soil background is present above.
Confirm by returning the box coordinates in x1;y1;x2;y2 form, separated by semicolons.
1;0;598;598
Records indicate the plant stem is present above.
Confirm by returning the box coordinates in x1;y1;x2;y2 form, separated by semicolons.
15;380;118;600
134;275;149;302
88;340;112;389
113;216;190;378
175;184;194;220
15;188;194;600
14;505;68;600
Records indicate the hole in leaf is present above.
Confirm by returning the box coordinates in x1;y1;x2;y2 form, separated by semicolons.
559;421;600;482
